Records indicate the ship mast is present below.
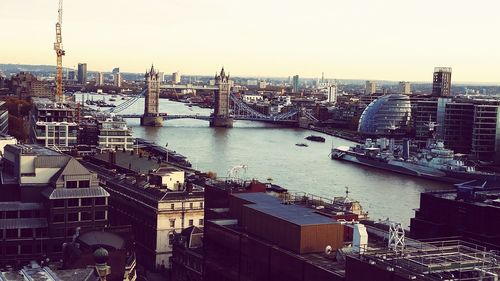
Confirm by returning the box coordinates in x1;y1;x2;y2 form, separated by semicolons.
54;0;65;102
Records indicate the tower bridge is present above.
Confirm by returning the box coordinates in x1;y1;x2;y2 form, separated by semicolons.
105;66;318;127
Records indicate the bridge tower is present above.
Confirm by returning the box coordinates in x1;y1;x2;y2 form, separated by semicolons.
210;67;233;128
141;65;163;127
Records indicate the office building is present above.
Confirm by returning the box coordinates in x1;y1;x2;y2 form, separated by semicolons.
83;152;205;270
112;67;120;74
96;72;104;86
30;97;78;151
471;104;500;162
77;63;87;85
432;67;452;97
0;144;109;266
171;226;203;281
358;94;412;137
68;70;76;81
0;101;8;134
292;75;299;93
96;116;133;151
443;101;474;153
413;99;438;145
113;72;122;88
172;72;181;84
327;84;337;104
364;80;376;95
10;72;53;100
398;81;411;94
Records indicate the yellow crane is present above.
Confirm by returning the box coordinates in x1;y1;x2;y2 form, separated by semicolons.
54;0;65;102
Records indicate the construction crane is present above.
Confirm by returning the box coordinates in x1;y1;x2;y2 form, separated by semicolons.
54;0;65;102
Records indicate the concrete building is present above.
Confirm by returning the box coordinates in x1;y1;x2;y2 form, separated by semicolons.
399;81;411;94
96;72;104;86
292;75;299;93
97;116;133;151
413;99;438;145
326;84;337;104
364;80;376;95
471;104;500;162
171;226;203;281
0;144;109;266
82;152;204;270
68;70;76;81
78;63;87;85
30;98;78;151
443;101;474;154
432;67;452;97
113;72;122;88
0;101;8;134
258;80;267;89
10;72;53;100
0;134;16;157
172;72;181;84
242;94;264;103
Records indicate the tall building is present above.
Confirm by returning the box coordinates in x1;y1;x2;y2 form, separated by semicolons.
471;104;500;162
364;81;376;95
172;72;181;84
413;99;438;145
0;101;9;135
141;65;162;126
77;63;87;85
432;67;452;97
68;70;76;81
443;101;474;154
210;67;233;127
30;97;78;150
0;144;109;265
96;72;104;85
399;81;411;94
292;75;299;93
113;72;122;87
112;67;120;74
327;84;337;104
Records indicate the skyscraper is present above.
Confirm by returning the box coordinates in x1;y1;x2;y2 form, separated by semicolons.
96;72;104;85
399;81;411;94
432;67;452;97
77;63;87;84
172;72;181;84
292;75;299;93
365;81;376;95
327;84;337;104
113;72;122;87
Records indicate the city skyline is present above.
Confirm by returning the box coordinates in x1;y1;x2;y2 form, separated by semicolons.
1;0;499;83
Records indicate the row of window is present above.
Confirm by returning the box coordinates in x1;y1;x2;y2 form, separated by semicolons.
0;210;42;219
2;228;47;239
52;211;106;223
169;218;203;228
170;202;203;210
53;197;106;208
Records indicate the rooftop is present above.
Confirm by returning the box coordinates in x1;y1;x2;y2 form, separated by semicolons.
5;144;62;156
32;97;75;111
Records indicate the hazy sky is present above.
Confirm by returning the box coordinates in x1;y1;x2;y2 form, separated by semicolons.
1;0;499;83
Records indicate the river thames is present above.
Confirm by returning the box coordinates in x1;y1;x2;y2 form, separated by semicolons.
79;94;449;226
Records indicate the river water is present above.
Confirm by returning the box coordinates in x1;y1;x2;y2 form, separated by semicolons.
78;94;449;227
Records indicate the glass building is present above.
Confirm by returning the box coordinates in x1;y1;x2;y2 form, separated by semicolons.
358;94;412;137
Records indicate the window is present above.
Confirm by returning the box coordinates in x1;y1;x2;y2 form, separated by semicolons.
53;214;64;223
20;229;32;238
95;197;106;206
169;220;175;228
67;228;76;237
170;204;175;210
5;211;17;219
95;211;106;220
81;212;92;221
200;202;204;209
5;245;17;255
35;228;47;238
199;219;204;226
20;245;32;254
188;219;193;226
67;199;79;207
81;198;93;206
79;180;90;188
66;181;78;188
67;213;78;222
189;203;193;209
20;210;32;218
53;200;65;208
6;229;18;238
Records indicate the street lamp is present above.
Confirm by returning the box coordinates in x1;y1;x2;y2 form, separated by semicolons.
165;142;169;163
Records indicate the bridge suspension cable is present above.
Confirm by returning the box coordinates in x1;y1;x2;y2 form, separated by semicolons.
105;88;146;113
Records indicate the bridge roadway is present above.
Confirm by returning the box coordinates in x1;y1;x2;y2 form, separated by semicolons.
117;113;297;123
160;84;218;91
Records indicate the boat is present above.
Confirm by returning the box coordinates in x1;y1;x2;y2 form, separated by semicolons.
305;135;325;142
109;98;116;102
296;143;308;147
331;138;495;184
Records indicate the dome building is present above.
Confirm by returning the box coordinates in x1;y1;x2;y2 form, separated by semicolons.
358;94;412;137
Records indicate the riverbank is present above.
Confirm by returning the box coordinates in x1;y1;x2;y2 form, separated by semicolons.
310;126;363;144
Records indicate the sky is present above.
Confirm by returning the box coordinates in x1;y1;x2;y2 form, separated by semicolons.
1;0;499;83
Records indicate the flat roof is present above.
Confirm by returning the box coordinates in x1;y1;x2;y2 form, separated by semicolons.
5;144;61;156
234;193;335;226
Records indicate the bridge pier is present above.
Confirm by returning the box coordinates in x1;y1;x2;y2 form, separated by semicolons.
209;116;233;128
141;115;163;127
